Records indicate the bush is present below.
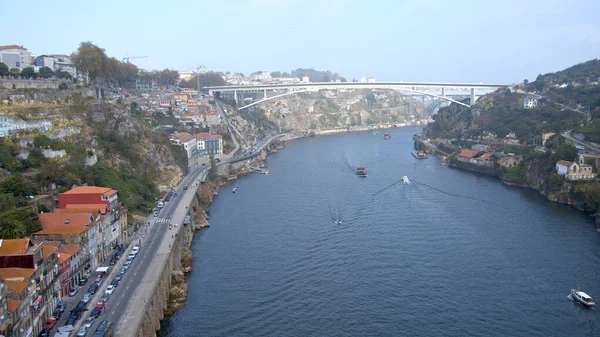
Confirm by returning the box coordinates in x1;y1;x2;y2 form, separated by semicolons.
58;82;68;90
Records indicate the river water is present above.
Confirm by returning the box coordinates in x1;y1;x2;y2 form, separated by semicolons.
159;127;600;336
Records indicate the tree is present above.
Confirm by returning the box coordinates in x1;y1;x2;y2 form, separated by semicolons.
20;67;35;79
271;71;282;78
554;143;578;162
0;219;26;240
524;79;529;84
38;66;54;79
9;68;20;78
0;62;8;77
55;70;71;79
71;41;108;83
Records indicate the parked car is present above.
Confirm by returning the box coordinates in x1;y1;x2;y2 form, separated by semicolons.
78;277;88;286
96;299;105;309
83;317;95;329
128;253;136;259
69;287;79;297
183;186;188;190
123;261;131;270
94;277;102;285
90;308;101;319
101;293;110;303
115;272;123;281
111;279;119;287
76;301;87;310
57;300;67;313
76;326;88;337
109;258;116;266
119;266;127;274
105;285;115;295
88;284;98;295
45;316;57;329
82;293;91;303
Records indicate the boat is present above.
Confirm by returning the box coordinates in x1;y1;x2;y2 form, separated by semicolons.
232;186;239;193
383;133;391;140
571;289;596;307
411;150;428;159
356;166;367;177
335;220;343;225
402;175;410;184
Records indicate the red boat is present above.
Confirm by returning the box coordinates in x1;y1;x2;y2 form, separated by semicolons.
383;133;391;140
356;166;367;177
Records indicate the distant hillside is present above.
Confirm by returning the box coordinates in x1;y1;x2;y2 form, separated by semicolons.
527;59;600;90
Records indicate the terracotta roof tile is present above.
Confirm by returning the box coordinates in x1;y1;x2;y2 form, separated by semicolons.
0;267;35;280
7;299;20;312
557;160;572;166
0;45;26;50
477;153;493;160
35;225;88;235
58;253;71;264
39;212;94;228
458;149;478;158
41;244;58;260
61;186;116;196
192;132;222;140
5;280;28;292
0;239;31;256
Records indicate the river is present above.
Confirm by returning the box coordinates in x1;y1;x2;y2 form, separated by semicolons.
159;127;600;336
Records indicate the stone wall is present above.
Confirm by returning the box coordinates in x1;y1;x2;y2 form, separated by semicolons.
0;79;60;89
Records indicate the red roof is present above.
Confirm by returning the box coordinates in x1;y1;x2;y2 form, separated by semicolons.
458;149;478;158
62;186;116;196
557;160;572;167
477;153;493;160
173;133;195;142
200;110;218;115
0;45;26;50
192;132;221;140
0;239;32;256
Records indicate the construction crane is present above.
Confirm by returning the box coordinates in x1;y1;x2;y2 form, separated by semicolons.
122;56;148;63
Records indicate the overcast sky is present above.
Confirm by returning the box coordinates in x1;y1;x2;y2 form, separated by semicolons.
3;0;599;83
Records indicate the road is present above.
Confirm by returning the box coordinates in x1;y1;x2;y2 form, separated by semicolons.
215;102;241;157
562;130;600;153
68;165;208;336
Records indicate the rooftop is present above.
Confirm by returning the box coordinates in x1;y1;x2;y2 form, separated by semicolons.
0;45;26;50
40;212;94;228
58;244;81;256
41;243;58;260
0;267;35;280
0;239;32;256
7;299;20;312
458;149;478;158
192;132;222;140
477;153;493;160
5;280;29;292
61;186;117;196
35;224;89;236
557;160;572;166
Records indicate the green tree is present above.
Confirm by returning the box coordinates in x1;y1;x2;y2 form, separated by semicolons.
58;82;68;90
9;68;20;78
0;219;26;239
0;174;37;197
0;62;8;77
71;41;108;83
554;143;578;162
271;71;282;77
38;66;54;78
55;70;72;79
20;67;35;79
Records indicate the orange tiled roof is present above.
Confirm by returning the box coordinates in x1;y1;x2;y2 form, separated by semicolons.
58;205;108;216
0;45;26;50
458;149;478;158
173;133;194;142
7;299;20;312
41;244;58;260
61;186;117;196
5;280;28;292
477;153;493;160
39;212;94;228
0;267;35;280
192;132;221;140
58;244;81;256
35;225;88;235
58;253;71;264
557;160;572;166
0;239;31;255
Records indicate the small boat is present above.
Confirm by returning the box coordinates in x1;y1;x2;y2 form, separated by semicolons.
232;186;239;193
335;220;343;225
260;170;270;174
383;133;391;140
356;167;367;177
402;175;410;184
411;150;428;159
571;289;596;307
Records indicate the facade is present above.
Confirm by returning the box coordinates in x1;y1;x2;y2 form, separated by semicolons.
497;155;523;168
541;132;556;146
201;110;221;126
0;117;53;138
193;133;223;156
457;149;479;163
33;56;55;70
0;52;21;70
523;96;538;109
58;186;119;211
170;133;198;159
0;45;32;69
556;159;596;180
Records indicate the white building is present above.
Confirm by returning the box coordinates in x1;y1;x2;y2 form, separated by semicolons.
367;77;376;83
302;76;310;83
0;45;32;69
360;76;368;83
170;133;198;159
201;110;221;126
523;96;538;109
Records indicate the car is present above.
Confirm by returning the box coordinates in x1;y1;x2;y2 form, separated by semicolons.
94;277;102;285
82;292;91;303
202;163;206;166
68;287;79;297
57;300;67;313
123;260;131;269
83;316;95;328
38;328;51;337
45;316;57;329
183;186;188;190
78;277;88;286
111;279;119;287
101;293;110;302
76;300;87;310
216;158;221;163
105;285;115;295
128;253;136;259
109;259;116;266
115;273;123;281
154;212;159;217
76;326;88;337
88;284;98;295
174;192;178;197
119;266;127;274
89;307;101;319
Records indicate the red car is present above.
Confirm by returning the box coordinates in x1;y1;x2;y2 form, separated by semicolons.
96;299;105;309
45;316;57;329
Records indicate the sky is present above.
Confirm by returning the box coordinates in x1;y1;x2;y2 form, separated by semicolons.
2;0;600;84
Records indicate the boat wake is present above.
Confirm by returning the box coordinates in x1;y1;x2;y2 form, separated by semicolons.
411;179;507;209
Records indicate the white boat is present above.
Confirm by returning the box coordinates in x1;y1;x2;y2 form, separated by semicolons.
402;175;410;184
232;186;239;193
571;289;596;307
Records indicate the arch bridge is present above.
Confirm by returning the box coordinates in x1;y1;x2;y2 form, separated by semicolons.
206;81;508;111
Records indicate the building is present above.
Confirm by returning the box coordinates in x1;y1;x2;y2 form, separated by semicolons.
0;281;9;336
170;133;198;159
50;55;76;77
0;52;21;70
367;77;376;83
474;152;494;166
58;186;119;211
497;155;523;168
0;45;32;69
471;144;490;152
556;157;596;180
541;132;556;146
193;133;223;156
456;149;479;163
302;76;310;83
201;110;221;126
523;96;538;109
33;55;56;70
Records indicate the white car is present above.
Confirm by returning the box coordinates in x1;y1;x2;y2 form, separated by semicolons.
105;285;115;295
128;253;136;259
